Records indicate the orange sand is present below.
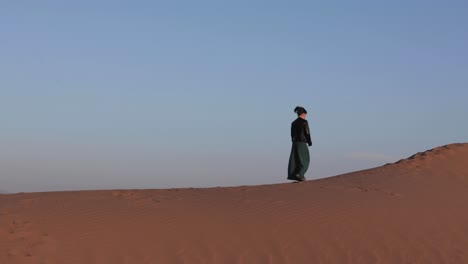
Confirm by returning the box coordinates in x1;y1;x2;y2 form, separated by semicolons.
1;143;467;263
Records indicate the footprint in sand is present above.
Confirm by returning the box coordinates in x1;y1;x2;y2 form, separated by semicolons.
1;212;56;262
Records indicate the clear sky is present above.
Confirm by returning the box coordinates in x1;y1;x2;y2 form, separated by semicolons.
1;1;467;193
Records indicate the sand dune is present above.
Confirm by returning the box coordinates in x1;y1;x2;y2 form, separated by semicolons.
1;143;467;264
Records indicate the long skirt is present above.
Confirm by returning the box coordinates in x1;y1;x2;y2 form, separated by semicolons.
287;142;310;180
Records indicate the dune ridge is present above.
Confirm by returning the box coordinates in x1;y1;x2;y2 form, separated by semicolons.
1;143;467;264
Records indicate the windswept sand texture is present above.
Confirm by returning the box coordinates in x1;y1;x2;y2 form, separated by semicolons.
1;143;468;264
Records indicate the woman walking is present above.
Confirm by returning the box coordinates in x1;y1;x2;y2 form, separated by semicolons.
287;106;312;182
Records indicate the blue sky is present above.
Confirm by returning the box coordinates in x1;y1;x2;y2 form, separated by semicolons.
1;1;467;192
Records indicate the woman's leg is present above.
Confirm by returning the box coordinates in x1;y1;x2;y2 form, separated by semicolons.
287;144;298;180
296;143;310;177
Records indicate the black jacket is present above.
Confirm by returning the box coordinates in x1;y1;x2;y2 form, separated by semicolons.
291;118;312;146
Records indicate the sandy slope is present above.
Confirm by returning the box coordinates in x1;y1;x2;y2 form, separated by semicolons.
1;143;467;264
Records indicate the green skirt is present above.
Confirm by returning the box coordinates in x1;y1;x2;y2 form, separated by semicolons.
287;142;310;180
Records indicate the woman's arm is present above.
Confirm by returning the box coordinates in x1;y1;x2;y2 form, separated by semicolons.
305;121;312;146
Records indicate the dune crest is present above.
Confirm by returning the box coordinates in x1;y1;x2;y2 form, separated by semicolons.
1;143;467;263
394;143;467;164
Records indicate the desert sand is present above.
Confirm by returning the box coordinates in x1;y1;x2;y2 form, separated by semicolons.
1;143;467;264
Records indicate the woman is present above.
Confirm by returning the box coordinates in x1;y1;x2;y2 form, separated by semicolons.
287;106;312;182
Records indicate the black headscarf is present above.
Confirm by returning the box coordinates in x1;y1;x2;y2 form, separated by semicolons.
294;106;307;116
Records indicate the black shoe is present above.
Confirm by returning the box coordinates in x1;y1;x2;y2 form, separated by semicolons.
295;174;306;182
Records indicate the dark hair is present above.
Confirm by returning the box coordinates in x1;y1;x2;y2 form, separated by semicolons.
294;106;307;116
